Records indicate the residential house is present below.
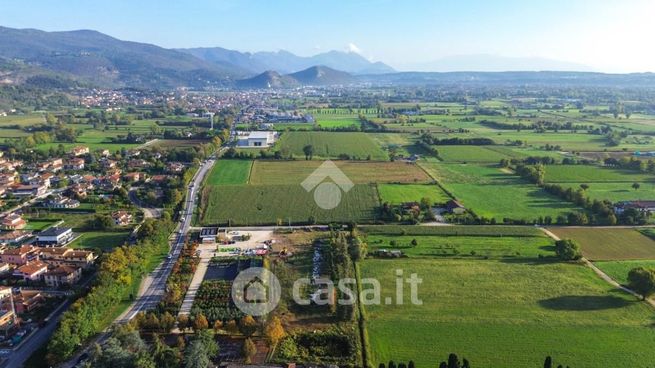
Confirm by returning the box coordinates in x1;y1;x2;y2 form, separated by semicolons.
1;213;26;230
111;211;133;226
13;261;48;281
11;184;47;197
128;159;150;170
13;290;44;315
41;248;94;269
37;227;74;247
0;245;40;266
65;157;85;170
44;265;82;287
71;146;90;156
49;158;63;172
43;195;80;209
167;162;185;173
124;172;143;182
614;200;655;214
446;200;466;214
0;287;17;336
0;230;30;246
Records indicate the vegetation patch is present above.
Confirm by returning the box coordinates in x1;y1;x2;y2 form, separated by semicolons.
205;159;252;185
362;258;655;368
548;228;655;260
275;131;388;160
377;184;450;204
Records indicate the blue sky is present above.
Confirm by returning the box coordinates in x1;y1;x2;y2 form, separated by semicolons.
1;0;654;72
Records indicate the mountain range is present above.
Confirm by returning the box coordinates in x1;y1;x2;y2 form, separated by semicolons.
1;25;655;90
0;26;388;89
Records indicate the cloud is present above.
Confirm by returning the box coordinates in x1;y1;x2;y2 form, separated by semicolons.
347;42;362;54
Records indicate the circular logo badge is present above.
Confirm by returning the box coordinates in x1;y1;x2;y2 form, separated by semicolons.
313;181;343;210
231;267;281;317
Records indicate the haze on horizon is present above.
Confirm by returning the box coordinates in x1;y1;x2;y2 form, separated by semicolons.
1;0;653;73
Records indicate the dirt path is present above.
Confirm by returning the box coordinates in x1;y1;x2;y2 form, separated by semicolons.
540;227;655;308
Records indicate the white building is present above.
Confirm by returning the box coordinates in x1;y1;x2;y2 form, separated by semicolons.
238;131;277;147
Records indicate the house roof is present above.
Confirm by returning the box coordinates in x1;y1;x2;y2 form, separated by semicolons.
247;131;274;139
45;265;79;277
39;227;72;237
200;227;218;237
17;261;48;274
2;245;38;256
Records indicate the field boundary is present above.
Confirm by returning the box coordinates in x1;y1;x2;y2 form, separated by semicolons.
540;227;655;308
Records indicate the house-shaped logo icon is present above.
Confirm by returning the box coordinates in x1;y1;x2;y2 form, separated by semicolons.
301;160;354;210
244;276;268;303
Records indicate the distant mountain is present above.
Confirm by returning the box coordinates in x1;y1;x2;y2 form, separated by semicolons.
178;47;395;75
236;70;300;89
236;66;354;88
0;26;244;89
288;66;354;85
405;54;593;72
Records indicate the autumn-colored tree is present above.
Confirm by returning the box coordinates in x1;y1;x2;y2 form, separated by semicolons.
213;320;224;333
193;313;209;331
178;315;190;332
225;319;239;334
160;312;176;332
242;338;257;364
239;315;258;336
264;316;285;345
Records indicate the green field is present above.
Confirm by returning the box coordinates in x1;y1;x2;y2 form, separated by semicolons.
436;145;527;163
200;184;379;225
420;162;578;221
249;160;430;185
367;234;554;259
360;224;545;237
275;131;388;160
205;160;252;185
377;184;450;204
553;182;655;202
544;165;654;183
362;258;655;368
69;231;131;251
548;228;655;260
594;260;655;285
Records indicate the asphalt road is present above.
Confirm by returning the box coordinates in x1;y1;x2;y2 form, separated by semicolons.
56;157;216;368
118;157;215;322
0;298;72;368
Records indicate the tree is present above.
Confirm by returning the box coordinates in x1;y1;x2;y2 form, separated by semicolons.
579;184;589;191
448;353;460;368
213;320;223;333
555;239;582;261
628;267;655;300
239;315;258;336
544;356;553;368
302;144;314;160
388;361;396;368
632;182;641;190
264;316;286;345
184;340;210;368
242;338;257;364
193;313;209;331
160;312;176;332
177;315;189;332
408;361;415;368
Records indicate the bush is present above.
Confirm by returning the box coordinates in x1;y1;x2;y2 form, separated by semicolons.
555;239;582;261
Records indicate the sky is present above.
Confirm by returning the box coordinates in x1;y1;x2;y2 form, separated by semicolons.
1;0;654;73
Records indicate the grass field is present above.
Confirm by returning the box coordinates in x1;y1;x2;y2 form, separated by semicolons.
360;224;545;237
249;160;430;184
275;131;388;160
594;260;655;285
552;182;655;202
362;258;655;368
367;234;554;258
200;184;379;225
205;160;252;185
420;162;578;221
436;145;527;163
69;231;131;251
548;228;655;260
544;165;654;183
377;184;450;204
